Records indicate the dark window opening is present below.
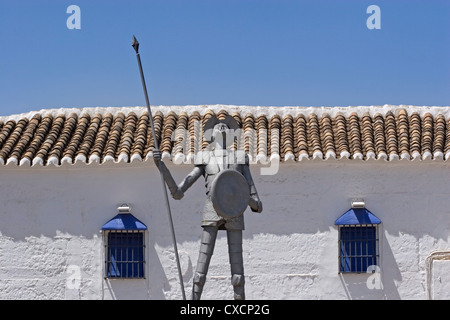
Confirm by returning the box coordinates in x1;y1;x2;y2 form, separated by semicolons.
105;230;145;278
339;225;378;273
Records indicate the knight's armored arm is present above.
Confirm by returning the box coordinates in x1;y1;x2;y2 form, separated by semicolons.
153;150;203;200
177;165;204;193
242;157;263;213
153;150;183;199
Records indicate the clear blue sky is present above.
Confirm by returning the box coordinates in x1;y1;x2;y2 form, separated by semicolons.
0;0;449;116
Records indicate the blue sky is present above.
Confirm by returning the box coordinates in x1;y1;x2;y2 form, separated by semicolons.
0;0;449;116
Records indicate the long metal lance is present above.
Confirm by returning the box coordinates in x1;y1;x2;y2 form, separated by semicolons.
132;35;186;300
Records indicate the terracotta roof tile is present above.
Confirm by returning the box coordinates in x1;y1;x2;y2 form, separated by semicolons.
320;113;335;159
89;112;113;163
269;114;281;159
434;114;445;155
62;114;84;161
1;105;450;167
308;113;322;158
188;111;202;158
0;118;28;165
130;112;148;162
294;114;308;160
48;113;78;163
360;113;375;159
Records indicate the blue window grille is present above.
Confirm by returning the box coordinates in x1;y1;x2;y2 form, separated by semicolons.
338;225;378;273
335;206;381;273
101;205;147;279
105;230;145;278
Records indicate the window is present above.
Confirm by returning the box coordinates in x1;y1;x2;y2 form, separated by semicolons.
101;205;147;279
335;202;381;274
105;230;145;278
338;225;378;273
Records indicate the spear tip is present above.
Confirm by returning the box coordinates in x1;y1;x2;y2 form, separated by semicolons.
132;35;139;53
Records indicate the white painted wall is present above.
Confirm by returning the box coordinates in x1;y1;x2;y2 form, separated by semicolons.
0;159;449;299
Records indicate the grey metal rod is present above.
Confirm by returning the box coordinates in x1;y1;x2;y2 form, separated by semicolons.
132;35;186;300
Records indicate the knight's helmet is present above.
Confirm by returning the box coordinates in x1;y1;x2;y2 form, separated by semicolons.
203;115;241;148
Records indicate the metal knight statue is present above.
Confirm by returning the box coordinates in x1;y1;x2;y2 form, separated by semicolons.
153;115;263;300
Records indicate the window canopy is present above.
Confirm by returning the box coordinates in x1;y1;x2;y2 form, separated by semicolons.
335;207;381;225
101;213;147;230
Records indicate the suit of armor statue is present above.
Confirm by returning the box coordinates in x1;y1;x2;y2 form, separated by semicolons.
153;115;262;300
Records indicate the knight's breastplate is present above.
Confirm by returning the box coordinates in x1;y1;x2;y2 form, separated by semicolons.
204;151;241;195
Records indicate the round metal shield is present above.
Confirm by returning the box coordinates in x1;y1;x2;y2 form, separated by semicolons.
211;169;250;219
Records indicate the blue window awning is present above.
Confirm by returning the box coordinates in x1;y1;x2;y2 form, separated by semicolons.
101;213;147;230
335;207;381;225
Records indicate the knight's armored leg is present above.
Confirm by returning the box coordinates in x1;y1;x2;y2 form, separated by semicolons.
192;226;218;300
227;229;245;300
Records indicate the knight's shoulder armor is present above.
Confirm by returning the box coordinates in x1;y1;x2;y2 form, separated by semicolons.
193;151;211;166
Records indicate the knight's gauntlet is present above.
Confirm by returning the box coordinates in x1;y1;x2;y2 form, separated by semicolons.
249;193;263;213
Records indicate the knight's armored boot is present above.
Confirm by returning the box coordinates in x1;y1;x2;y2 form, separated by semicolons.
231;274;245;300
192;272;207;300
227;229;245;300
192;226;217;300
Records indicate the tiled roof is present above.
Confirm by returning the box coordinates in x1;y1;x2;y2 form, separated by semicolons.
0;105;449;167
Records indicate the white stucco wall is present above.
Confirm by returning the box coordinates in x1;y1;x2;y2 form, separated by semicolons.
0;159;449;299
